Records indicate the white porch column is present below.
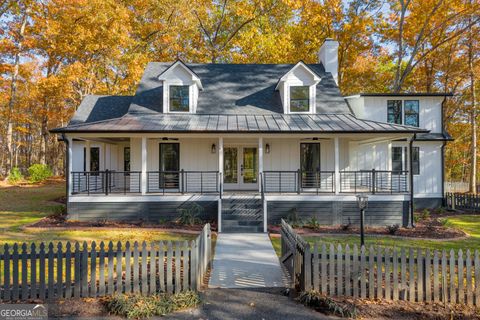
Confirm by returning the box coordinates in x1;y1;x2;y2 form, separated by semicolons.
141;137;147;195
85;140;91;171
67;136;73;196
334;137;340;194
218;137;223;233
258;137;263;192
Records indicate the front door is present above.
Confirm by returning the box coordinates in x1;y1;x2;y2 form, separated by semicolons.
159;143;180;189
224;146;258;190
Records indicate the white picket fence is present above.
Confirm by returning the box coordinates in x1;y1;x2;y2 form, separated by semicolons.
281;220;480;306
0;224;212;301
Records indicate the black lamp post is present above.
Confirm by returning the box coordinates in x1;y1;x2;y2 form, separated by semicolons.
356;194;368;247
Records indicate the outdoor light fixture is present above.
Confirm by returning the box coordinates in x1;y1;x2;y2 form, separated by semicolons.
211;143;216;154
356;194;368;247
265;143;270;154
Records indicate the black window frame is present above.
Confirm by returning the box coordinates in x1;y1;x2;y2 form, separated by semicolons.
83;147;100;172
387;100;403;124
290;86;310;112
391;146;403;173
124;147;130;174
300;142;321;188
404;100;420;127
169;85;190;112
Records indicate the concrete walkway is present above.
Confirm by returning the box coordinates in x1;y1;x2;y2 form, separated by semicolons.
209;233;287;288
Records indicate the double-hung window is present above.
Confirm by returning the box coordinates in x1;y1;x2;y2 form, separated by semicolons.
387;100;402;124
290;86;310;112
169;85;189;112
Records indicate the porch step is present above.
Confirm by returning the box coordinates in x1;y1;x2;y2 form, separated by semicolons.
221;197;263;233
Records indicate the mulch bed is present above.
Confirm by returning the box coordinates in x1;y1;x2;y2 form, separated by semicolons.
27;214;216;233
343;297;480;319
269;215;467;240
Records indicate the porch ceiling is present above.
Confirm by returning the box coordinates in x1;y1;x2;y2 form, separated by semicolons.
52;113;427;134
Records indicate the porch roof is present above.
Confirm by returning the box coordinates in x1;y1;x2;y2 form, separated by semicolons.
51;113;427;134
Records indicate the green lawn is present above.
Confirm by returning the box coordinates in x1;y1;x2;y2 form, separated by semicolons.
0;180;196;247
270;215;480;256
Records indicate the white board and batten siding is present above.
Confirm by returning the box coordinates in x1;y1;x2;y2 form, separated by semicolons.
347;95;445;199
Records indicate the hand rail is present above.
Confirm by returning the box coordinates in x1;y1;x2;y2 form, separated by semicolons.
146;170;220;194
339;170;409;194
71;171;141;195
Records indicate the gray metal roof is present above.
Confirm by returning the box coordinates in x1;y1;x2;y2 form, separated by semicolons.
128;62;350;115
52;113;427;134
415;132;453;141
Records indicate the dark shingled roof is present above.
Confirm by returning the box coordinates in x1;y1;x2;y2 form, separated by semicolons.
69;95;132;125
127;62;349;115
51;113;427;134
52;61;431;135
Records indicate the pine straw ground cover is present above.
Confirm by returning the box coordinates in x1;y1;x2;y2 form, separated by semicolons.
299;290;480;319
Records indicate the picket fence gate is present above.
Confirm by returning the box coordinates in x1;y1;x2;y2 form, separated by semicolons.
0;224;212;302
281;219;480;306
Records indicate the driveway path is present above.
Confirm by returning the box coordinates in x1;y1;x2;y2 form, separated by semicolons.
208;233;286;288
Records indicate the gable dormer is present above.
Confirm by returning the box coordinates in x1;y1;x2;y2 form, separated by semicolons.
275;61;321;114
158;60;203;113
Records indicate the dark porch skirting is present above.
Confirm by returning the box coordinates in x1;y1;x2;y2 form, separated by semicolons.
414;197;443;209
67;201;218;222
267;201;410;227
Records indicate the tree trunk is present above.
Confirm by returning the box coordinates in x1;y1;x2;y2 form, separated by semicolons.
5;11;28;175
468;9;477;193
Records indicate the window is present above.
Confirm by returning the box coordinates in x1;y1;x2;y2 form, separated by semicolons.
83;147;100;172
387;100;402;124
404;100;419;127
124;147;130;172
412;147;420;175
169;85;189;112
391;146;420;175
290;86;310;112
391;147;403;172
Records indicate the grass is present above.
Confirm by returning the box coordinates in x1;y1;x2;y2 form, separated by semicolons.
0;180;196;247
270;215;480;256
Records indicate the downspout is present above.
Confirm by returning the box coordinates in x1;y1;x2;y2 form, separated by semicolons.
61;133;69;212
409;134;416;228
440;95;447;205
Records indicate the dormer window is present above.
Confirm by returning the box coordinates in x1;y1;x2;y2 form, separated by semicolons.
170;85;190;112
158;60;203;114
290;86;310;112
275;61;321;114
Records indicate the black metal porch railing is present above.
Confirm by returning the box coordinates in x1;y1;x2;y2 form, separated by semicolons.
146;170;220;194
263;170;335;194
71;170;141;195
340;170;408;194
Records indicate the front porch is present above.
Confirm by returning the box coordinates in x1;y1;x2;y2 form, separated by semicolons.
65;133;415;231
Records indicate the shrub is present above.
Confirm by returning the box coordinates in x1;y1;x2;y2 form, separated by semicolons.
386;224;400;235
341;218;352;231
420;209;430;221
305;216;320;230
105;291;200;319
287;208;302;228
177;203;204;226
7;167;23;184
28;164;52;183
298;290;357;318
